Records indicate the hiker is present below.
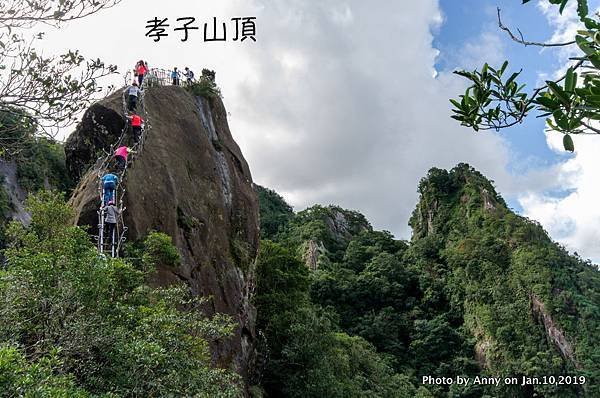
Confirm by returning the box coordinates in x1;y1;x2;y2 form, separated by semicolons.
101;173;118;205
127;114;144;143
135;60;148;86
184;67;195;85
171;67;180;86
114;146;136;170
125;81;140;112
104;200;120;241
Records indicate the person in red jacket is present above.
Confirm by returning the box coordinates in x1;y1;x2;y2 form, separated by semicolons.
127;114;144;143
114;146;137;170
135;60;147;86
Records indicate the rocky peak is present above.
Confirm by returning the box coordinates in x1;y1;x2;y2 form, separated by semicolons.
409;163;506;239
66;86;260;381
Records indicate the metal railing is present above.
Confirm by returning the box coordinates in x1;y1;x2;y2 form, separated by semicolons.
93;79;153;258
124;67;197;88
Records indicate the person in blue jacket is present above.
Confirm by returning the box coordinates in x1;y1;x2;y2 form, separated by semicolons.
102;173;118;205
171;67;180;85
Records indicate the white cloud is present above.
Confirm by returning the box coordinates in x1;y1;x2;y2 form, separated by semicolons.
37;0;515;241
454;31;506;70
519;132;600;260
517;1;600;263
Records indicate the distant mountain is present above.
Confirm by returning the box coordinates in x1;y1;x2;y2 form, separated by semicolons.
258;163;599;397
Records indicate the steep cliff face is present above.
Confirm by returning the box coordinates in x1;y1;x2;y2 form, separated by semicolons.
409;163;598;396
66;87;260;378
64;101;125;183
0;160;31;226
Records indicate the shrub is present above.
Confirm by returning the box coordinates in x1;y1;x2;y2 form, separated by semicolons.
0;192;240;397
142;230;181;268
187;78;222;99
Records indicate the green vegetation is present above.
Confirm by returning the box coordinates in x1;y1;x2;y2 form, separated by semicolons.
15;137;72;193
256;185;294;239
1;108;72;193
141;230;181;268
450;0;600;151
0;192;240;397
187;78;222;99
255;164;599;397
254;240;423;397
0;107;72;252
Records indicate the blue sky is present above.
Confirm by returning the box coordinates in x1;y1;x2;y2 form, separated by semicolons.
435;0;592;212
436;1;561;170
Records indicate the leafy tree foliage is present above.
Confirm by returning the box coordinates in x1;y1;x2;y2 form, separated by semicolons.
256;185;293;240
0;0;119;154
0;192;240;397
141;230;181;269
0;345;90;397
276;204;371;262
254;240;420;397
186;70;222;98
450;0;600;151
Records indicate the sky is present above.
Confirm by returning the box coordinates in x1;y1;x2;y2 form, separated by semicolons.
34;0;600;263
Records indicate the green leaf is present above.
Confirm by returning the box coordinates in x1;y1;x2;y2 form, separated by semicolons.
577;30;594;37
589;54;600;69
559;0;569;14
563;134;575;152
546;81;570;105
499;60;509;76
449;99;462;109
553;109;570;129
454;70;472;79
577;0;589;19
583;17;600;30
564;67;576;92
535;96;559;109
576;35;595;55
506;71;520;87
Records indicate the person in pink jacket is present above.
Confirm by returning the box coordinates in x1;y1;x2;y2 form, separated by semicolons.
114;146;136;170
135;60;148;86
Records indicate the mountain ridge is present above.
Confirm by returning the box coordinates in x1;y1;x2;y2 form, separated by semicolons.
256;163;599;397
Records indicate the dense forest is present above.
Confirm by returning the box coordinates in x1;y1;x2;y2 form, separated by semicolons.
0;131;598;396
254;164;599;398
0;124;598;397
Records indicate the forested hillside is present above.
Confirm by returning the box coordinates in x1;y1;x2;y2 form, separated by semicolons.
254;164;599;398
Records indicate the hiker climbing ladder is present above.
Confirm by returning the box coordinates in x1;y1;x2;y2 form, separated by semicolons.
93;72;152;257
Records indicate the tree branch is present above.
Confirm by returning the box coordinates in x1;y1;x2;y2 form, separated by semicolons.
497;7;576;48
475;60;584;131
